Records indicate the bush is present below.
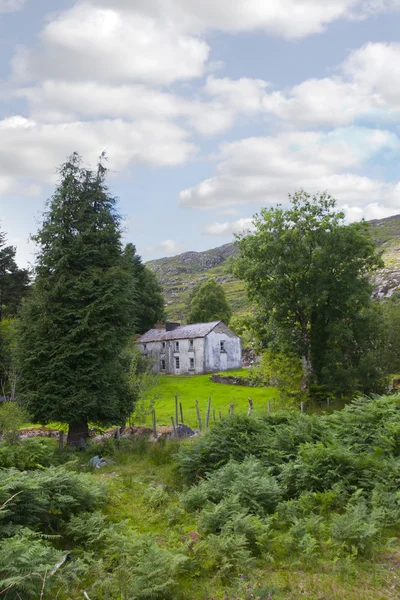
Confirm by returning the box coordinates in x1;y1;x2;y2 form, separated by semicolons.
176;415;271;483
0;529;62;600
0;466;106;538
182;457;282;516
329;498;384;557
0;402;30;444
0;438;59;470
279;442;377;497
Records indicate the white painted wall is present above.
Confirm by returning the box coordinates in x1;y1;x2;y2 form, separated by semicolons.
140;338;205;375
204;327;242;372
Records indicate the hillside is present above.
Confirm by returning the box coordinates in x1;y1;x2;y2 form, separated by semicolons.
147;214;400;322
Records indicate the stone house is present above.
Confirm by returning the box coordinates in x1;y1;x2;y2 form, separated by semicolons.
136;321;242;375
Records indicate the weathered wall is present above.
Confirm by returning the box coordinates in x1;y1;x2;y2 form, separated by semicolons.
140;338;205;375
204;323;242;372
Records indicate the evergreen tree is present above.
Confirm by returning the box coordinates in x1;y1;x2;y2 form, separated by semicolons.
187;278;232;325
0;229;29;321
16;153;137;445
233;190;387;398
123;243;165;333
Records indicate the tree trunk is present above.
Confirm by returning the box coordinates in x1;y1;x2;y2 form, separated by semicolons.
67;421;89;448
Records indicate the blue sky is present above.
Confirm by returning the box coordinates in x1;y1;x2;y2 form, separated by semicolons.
1;0;400;267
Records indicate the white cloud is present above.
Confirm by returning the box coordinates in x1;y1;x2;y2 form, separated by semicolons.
179;128;400;215
203;218;254;236
0;115;195;193
17;81;235;137
0;0;25;13
143;239;185;257
11;2;209;85
205;43;400;129
91;0;372;39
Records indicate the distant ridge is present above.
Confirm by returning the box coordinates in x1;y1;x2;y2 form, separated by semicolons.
147;214;400;322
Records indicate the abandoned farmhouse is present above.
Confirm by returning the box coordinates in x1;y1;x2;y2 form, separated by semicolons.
137;321;242;375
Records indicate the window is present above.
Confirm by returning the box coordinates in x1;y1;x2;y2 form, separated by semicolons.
220;340;226;353
189;339;194;350
162;342;166;350
175;341;180;352
189;357;195;370
175;356;180;370
160;359;166;371
143;343;147;351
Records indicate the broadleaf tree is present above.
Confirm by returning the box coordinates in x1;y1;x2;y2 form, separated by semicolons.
187;278;232;325
16;153;137;445
233;190;388;398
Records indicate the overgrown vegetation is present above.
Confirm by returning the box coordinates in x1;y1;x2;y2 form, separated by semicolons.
2;394;400;598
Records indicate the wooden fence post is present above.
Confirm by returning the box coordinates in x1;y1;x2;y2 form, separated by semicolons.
205;397;211;429
219;410;222;421
195;399;202;431
268;400;271;413
229;403;234;416
58;431;64;452
171;416;177;437
212;408;216;423
301;402;305;413
175;394;179;426
116;426;121;440
247;397;253;416
152;409;157;438
180;402;184;425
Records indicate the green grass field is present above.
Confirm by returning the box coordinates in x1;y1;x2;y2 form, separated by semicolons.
138;369;279;428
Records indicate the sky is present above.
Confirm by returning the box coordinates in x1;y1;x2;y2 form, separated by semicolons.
1;0;400;267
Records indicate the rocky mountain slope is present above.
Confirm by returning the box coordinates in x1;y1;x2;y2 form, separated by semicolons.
147;214;400;323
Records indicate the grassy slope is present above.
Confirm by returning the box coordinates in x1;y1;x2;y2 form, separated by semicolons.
94;445;400;600
147;214;400;322
137;369;278;428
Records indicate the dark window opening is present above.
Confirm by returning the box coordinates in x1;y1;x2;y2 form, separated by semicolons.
175;356;180;370
189;357;195;370
220;340;226;353
189;339;194;349
175;341;180;352
160;359;166;371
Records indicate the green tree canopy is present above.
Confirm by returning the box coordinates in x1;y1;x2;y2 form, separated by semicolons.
0;229;29;321
233;190;387;398
123;243;165;334
187;278;232;325
381;292;400;374
16;153;137;444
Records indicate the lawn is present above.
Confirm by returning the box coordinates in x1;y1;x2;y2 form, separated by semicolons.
137;368;279;429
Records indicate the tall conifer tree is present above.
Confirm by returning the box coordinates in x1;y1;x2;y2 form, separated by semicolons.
17;153;137;444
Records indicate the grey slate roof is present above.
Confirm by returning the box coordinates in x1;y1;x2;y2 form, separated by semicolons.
137;321;222;343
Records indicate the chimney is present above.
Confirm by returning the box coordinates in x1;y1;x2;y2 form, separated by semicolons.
165;321;181;332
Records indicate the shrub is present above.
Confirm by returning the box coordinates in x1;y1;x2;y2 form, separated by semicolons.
0;529;62;600
176;415;271;483
89;530;188;599
0;466;106;538
0;438;59;470
182;457;282;516
329;499;384;557
0;402;30;444
279;442;377;497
